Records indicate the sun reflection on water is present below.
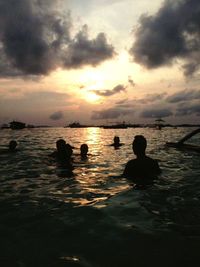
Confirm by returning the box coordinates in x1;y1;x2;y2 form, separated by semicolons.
84;127;102;153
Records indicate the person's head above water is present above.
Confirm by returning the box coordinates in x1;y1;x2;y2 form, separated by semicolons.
9;140;17;151
113;136;120;145
80;144;88;157
56;139;66;151
132;135;147;157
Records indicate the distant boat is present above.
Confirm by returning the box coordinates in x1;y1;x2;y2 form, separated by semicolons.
10;121;26;130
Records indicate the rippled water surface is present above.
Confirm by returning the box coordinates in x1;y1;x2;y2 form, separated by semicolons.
0;127;200;267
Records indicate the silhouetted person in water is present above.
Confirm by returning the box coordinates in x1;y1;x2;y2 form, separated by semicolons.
9;140;18;152
0;140;18;154
50;139;73;170
110;136;124;148
80;144;88;159
123;135;161;186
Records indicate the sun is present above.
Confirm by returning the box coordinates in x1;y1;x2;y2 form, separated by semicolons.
85;91;101;103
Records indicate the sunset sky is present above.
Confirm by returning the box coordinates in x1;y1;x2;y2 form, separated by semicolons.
0;0;200;126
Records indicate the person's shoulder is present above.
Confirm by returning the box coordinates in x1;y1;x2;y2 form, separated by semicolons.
126;158;135;163
145;156;157;163
145;156;161;172
125;159;136;167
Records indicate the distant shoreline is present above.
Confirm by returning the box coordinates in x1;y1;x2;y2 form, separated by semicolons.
1;124;200;130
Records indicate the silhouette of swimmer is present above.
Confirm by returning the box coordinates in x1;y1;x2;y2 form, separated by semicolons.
110;136;124;148
80;144;88;159
123;135;161;185
50;139;73;170
9;140;18;152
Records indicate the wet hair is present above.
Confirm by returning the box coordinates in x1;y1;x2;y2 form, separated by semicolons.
80;144;88;156
9;140;17;151
132;135;147;156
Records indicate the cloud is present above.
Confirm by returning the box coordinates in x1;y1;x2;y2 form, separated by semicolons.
140;108;173;118
176;103;200;116
93;84;126;97
166;89;200;103
140;92;167;104
49;111;64;120
0;0;115;77
115;98;128;105
130;0;200;76
1;90;71;108
114;98;136;108
91;107;133;120
128;76;135;87
64;25;115;68
0;0;69;76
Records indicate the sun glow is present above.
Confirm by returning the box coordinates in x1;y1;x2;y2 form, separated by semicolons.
85;91;101;103
80;69;105;83
78;69;107;103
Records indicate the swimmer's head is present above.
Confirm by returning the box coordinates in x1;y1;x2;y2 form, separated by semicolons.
9;140;17;151
132;135;147;157
56;139;66;151
80;144;88;157
113;136;120;145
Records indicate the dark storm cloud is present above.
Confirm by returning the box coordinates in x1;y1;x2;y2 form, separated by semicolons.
0;1;115;77
49;111;64;120
64;25;115;68
176;103;200;116
91;107;133;120
0;0;71;75
141;108;173;118
93;84;126;97
130;0;200;76
167;89;200;103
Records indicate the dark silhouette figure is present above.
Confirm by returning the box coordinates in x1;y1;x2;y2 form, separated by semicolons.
9;140;18;152
50;139;73;171
110;136;124;149
123;135;161;186
80;144;89;159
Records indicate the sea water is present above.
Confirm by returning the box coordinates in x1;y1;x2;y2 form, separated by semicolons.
0;127;200;267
